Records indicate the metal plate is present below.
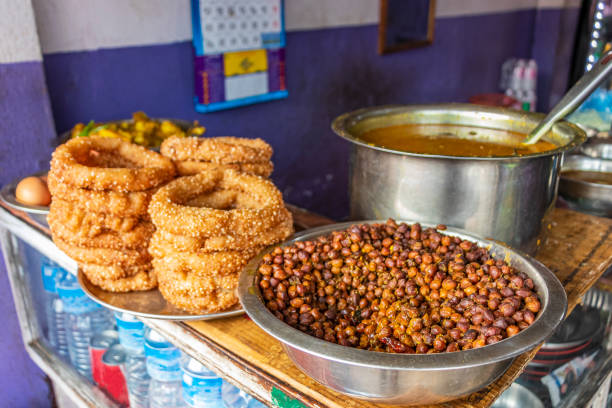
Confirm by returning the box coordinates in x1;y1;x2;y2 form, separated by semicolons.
0;172;50;229
543;305;602;349
78;270;244;321
0;172;50;215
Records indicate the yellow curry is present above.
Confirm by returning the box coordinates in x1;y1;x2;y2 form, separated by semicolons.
359;124;557;157
70;111;206;148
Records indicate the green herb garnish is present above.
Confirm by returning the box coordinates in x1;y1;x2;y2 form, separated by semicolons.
79;120;96;137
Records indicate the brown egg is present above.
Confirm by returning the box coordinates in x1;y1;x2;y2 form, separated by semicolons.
15;176;51;206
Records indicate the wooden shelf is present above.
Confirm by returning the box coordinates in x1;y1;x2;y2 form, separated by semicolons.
2;203;612;407
140;209;612;408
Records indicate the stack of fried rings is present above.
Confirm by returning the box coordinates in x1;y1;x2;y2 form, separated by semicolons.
48;137;175;291
148;169;294;313
160;136;274;178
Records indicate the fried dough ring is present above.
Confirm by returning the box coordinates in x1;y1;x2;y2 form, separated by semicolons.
51;137;175;192
49;199;143;237
48;212;153;250
150;214;293;252
82;265;157;292
175;160;273;178
48;175;155;216
158;284;238;314
148;246;262;275
154;260;239;312
149;170;287;237
55;239;151;267
185;189;238;209
160;136;273;164
80;263;151;281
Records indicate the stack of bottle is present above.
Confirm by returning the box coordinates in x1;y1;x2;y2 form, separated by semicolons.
40;258;69;358
222;382;267;408
116;312;150;408
40;261;268;407
145;328;185;408
56;272;114;380
500;58;538;111
181;354;224;408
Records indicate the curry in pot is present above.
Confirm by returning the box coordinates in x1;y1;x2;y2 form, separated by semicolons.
359;124;557;157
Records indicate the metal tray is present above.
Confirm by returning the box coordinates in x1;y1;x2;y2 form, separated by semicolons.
0;172;50;228
78;268;244;321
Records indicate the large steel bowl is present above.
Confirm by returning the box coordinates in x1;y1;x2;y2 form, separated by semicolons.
559;155;612;216
332;104;586;254
238;221;567;405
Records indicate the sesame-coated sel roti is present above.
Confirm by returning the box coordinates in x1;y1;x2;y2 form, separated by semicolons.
48;210;154;250
79;263;152;281
148;169;288;237
154;258;240;313
49;198;143;237
161;136;273;164
51;136;175;192
54;238;151;267
47;175;156;216
149;246;264;276
148;164;292;314
48;137;173;293
82;265;157;292
174;160;273;177
150;213;293;252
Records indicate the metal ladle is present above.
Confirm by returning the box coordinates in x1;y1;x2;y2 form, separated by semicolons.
523;50;612;144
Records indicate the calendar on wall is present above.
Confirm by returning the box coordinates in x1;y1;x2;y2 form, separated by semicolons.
191;0;288;113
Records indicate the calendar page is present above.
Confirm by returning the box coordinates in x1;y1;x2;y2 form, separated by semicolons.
191;0;288;113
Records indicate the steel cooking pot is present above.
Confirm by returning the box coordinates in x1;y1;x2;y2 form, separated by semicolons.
332;104;586;254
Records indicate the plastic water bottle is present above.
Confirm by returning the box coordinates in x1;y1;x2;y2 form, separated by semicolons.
181;354;224;408
145;328;184;408
222;381;247;408
40;259;69;358
57;273;114;380
115;312;150;408
222;382;266;408
246;397;267;408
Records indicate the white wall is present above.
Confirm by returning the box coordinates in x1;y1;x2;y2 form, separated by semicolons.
0;0;41;63
32;0;581;55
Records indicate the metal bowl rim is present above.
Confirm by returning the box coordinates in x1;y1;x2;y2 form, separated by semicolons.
238;220;567;371
561;154;612;191
331;103;586;161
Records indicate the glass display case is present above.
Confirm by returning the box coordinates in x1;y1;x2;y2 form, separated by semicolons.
1;204;612;408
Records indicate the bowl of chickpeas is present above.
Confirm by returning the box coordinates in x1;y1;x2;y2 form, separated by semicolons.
238;219;567;405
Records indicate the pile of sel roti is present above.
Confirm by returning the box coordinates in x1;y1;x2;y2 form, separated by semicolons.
48;135;293;313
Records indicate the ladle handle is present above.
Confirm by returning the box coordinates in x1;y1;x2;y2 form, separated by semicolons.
523;50;612;145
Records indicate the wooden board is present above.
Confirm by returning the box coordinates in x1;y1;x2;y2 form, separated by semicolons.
3;201;611;407
177;208;612;408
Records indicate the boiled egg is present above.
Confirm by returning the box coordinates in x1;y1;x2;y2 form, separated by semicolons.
15;176;51;206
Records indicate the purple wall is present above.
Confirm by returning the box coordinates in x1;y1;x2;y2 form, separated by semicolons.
43;11;537;220
0;9;578;406
532;7;581;111
0;62;55;406
0;263;51;407
0;62;56;184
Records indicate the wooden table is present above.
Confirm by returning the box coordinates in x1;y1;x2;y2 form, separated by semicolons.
2;202;611;407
